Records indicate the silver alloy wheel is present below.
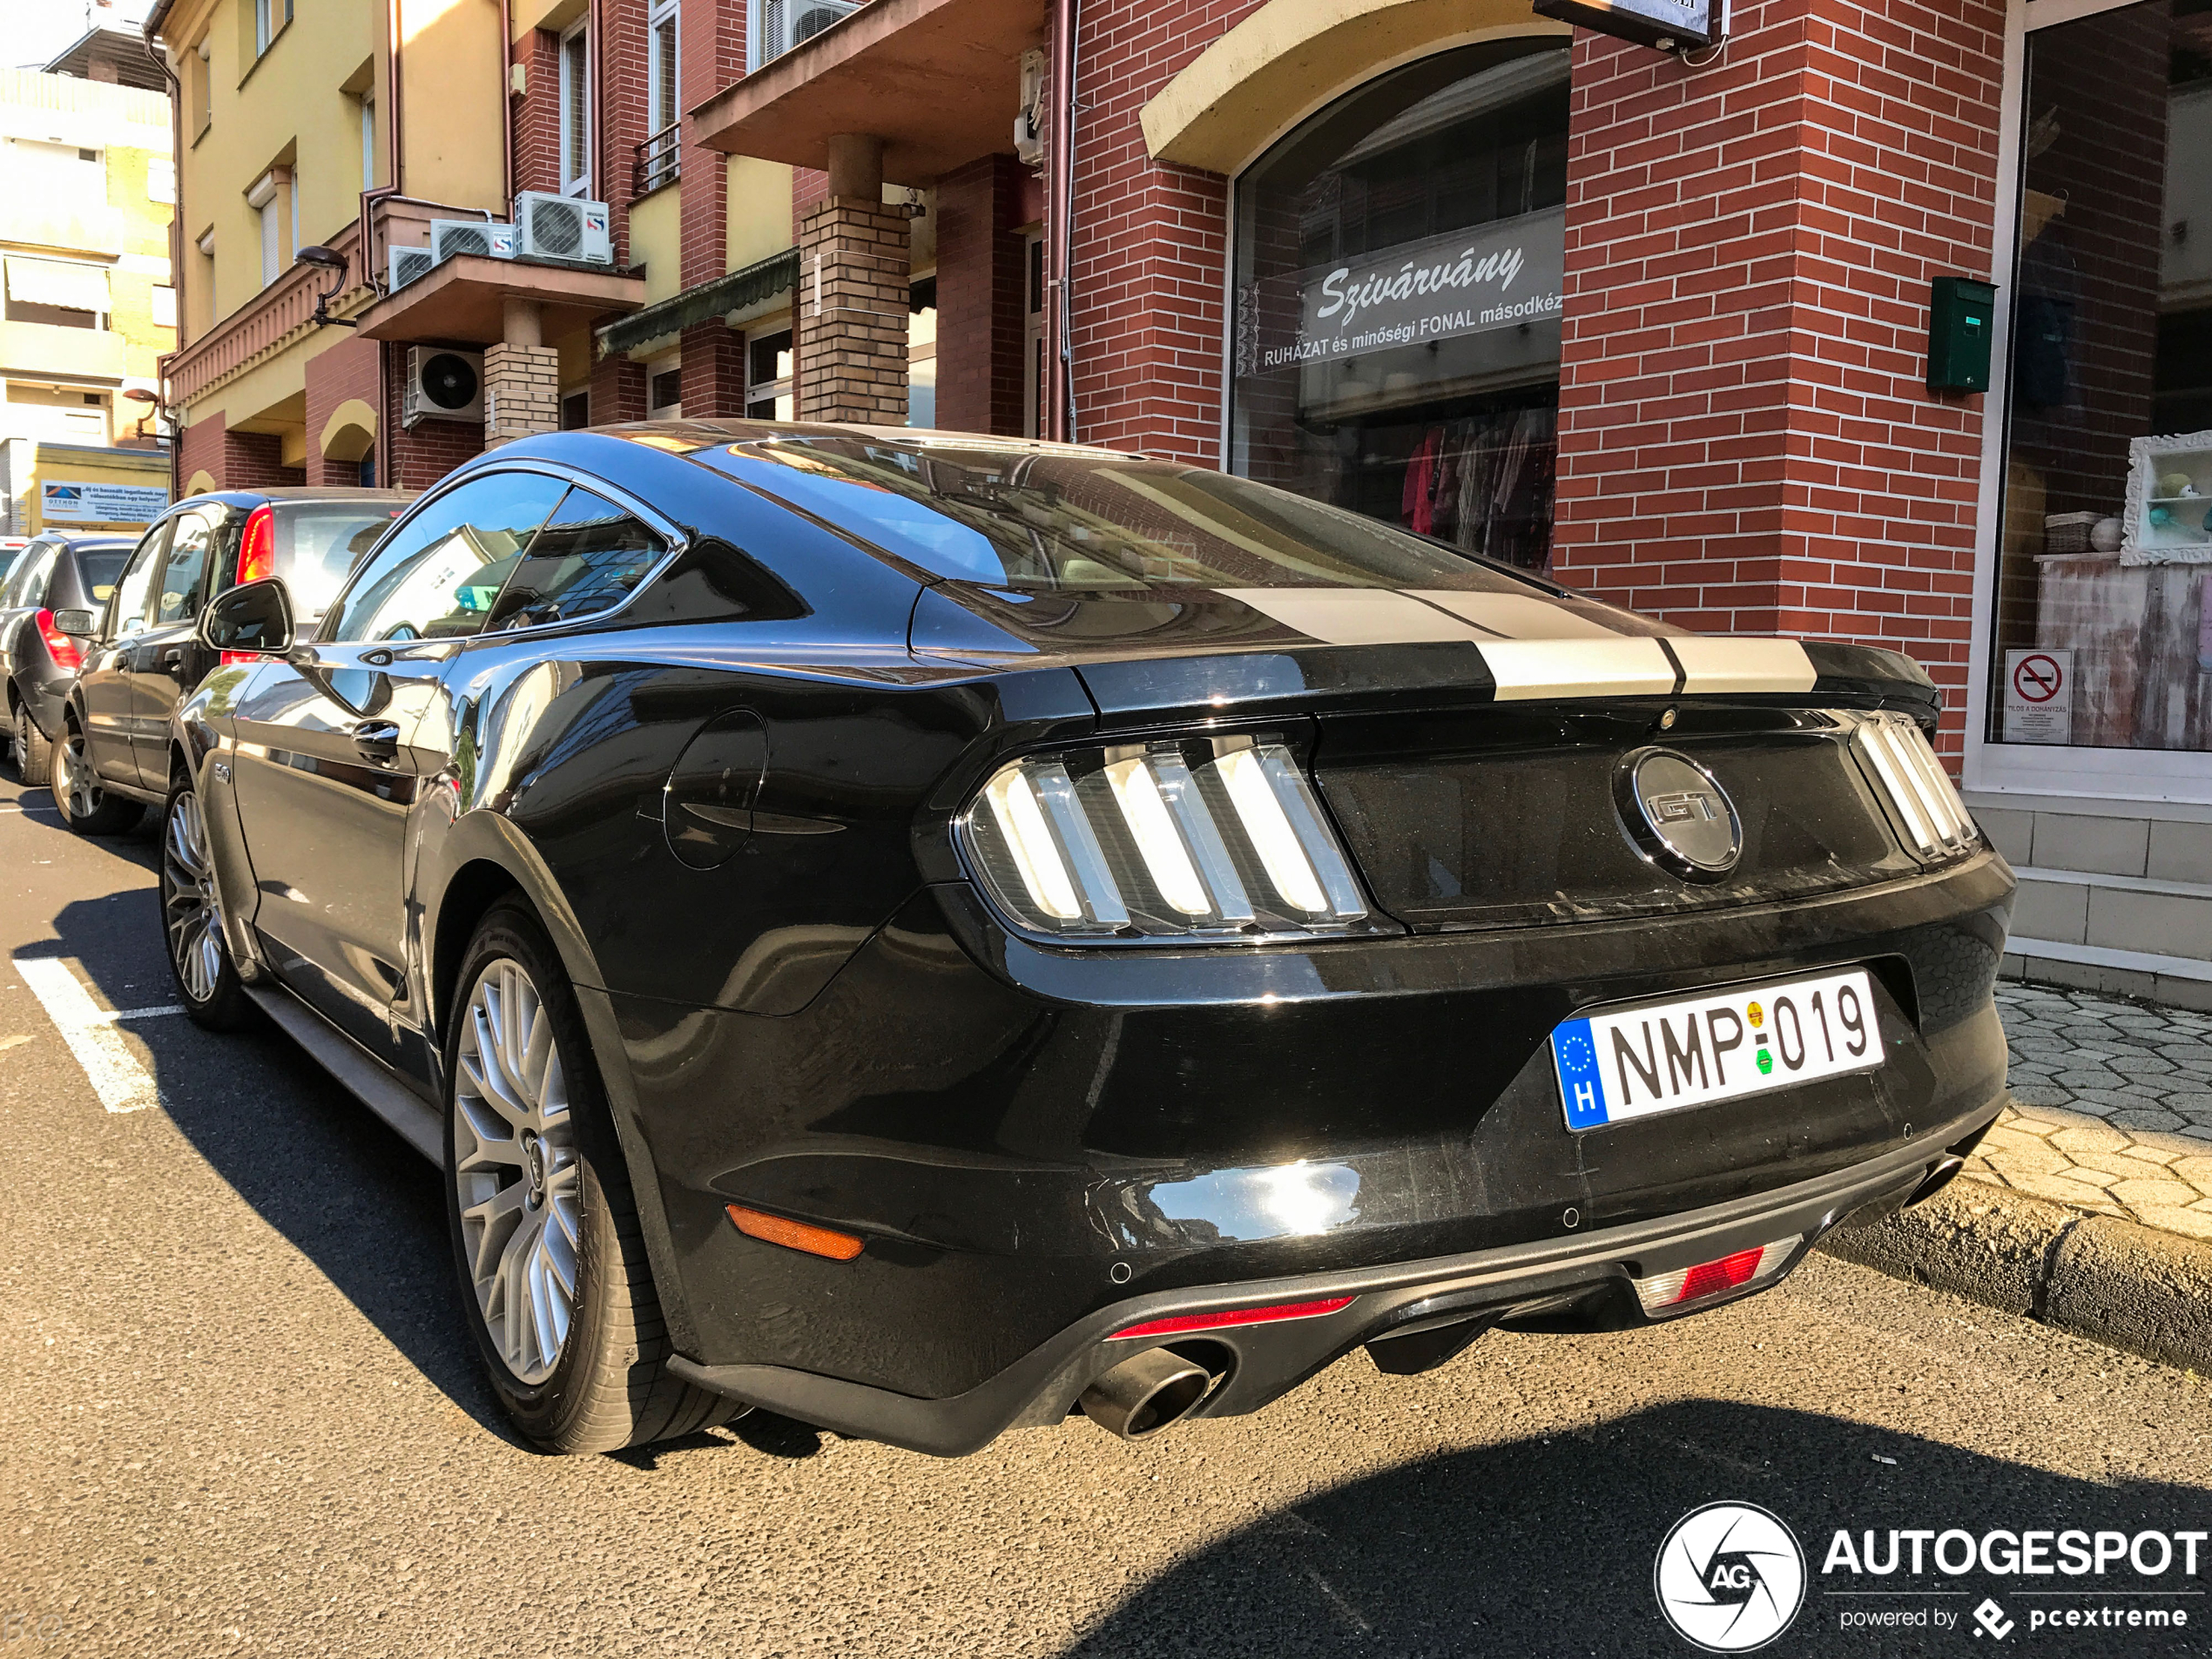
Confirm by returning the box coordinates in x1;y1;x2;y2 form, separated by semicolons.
454;958;580;1385
59;729;100;820
163;790;226;1002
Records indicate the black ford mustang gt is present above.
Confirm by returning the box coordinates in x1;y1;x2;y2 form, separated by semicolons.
165;422;2012;1455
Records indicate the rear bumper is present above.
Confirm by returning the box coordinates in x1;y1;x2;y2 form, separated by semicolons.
667;1113;1994;1456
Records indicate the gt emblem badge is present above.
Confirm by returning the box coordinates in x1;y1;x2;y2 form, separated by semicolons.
1616;749;1743;882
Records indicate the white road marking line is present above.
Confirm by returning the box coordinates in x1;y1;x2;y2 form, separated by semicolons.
98;1005;185;1022
14;957;163;1115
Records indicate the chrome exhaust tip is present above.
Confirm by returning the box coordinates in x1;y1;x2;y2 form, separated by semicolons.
1905;1154;1967;1209
1079;1348;1215;1440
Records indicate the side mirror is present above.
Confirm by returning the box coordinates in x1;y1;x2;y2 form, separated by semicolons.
51;608;96;637
197;577;294;657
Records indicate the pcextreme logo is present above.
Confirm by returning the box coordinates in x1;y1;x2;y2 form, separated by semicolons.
1655;1503;1807;1652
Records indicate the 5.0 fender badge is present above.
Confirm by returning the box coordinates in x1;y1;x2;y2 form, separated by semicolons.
1615;748;1743;882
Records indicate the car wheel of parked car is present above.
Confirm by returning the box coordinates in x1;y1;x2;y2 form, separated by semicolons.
11;705;51;787
443;902;735;1453
50;716;139;835
161;778;257;1030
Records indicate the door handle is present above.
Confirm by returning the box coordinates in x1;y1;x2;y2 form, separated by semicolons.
352;720;401;763
161;647;186;680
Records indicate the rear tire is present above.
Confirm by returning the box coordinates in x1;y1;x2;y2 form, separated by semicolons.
160;778;256;1031
12;704;50;787
51;716;139;835
442;901;734;1453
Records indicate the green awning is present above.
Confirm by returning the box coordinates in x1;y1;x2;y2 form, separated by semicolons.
595;249;799;358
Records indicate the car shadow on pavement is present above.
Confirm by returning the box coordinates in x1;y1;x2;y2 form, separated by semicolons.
37;881;520;1440
1061;1397;2211;1659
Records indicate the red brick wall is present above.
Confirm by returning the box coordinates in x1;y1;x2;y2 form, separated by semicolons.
303;333;381;486
513;29;563;199
383;345;486;490
935;154;1028;436
598;0;650;265
176;409;226;491
591;353;647;425
178;410;305;491
678;0;748;413
1548;0;2007;759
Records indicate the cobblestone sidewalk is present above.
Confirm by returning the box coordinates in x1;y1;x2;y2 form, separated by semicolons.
1966;982;2212;1241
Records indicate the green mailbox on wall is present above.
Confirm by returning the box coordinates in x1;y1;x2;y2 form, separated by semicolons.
1928;276;1997;395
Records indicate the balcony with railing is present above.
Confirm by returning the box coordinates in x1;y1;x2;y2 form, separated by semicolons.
635;124;682;198
698;0;1038;185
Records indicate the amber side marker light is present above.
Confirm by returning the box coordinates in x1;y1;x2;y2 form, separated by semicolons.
725;1204;865;1261
1110;1295;1354;1340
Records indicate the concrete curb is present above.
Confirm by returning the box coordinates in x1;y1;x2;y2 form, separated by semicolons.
1817;1178;2212;1374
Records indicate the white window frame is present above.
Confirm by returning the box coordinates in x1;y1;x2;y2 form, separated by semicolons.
745;320;793;420
254;0;271;55
1961;0;2212;806
558;22;592;199
646;353;684;419
147;155;175;205
360;94;376;191
646;0;680;140
289;168;300;257
246;171;280;287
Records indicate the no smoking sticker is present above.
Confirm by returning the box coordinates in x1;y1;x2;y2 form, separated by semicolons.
2003;647;2073;744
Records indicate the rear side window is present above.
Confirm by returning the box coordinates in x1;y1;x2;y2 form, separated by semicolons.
3;543;60;608
264;502;411;618
483;488;665;631
327;472;568;644
75;549;131;603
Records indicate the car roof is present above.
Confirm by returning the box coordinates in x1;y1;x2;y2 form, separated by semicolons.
172;487;418;511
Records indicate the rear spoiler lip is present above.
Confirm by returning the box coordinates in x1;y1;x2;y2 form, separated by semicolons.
1067;637;1939;732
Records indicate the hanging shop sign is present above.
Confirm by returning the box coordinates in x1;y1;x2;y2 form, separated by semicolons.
1531;0;1722;52
39;479;169;524
1244;206;1567;376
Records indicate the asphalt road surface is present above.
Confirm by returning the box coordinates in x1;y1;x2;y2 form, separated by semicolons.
2;772;2209;1659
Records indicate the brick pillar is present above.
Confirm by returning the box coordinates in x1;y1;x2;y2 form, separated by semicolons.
796;196;911;424
936;154;1027;436
302;331;381;484
590;353;648;424
1549;0;2006;763
513;30;563;198
598;0;649;264
678;0;748;416
486;344;562;443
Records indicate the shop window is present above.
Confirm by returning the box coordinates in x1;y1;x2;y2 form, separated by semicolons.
1230;40;1568;573
747;327;793;421
1994;2;2212;753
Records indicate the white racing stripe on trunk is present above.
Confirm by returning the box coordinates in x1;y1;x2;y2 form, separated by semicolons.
1474;637;1678;700
1217;588;1489;646
1406;590;1626;640
15;957;166;1114
1667;636;1818;694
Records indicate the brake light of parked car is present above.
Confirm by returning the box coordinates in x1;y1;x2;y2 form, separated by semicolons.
1840;710;1979;863
961;736;1374;942
725;1204;865;1261
1110;1296;1355;1340
235;504;276;586
35;609;80;671
1630;1237;1799;1314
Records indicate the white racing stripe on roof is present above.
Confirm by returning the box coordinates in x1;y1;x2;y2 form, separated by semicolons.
1217;588;1489;646
1406;590;1625;640
1668;637;1818;694
1476;637;1678;700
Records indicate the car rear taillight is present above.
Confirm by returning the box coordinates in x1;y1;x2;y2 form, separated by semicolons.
961;736;1376;942
1110;1295;1355;1340
235;504;275;585
1844;711;1977;862
35;609;80;671
1631;1238;1798;1314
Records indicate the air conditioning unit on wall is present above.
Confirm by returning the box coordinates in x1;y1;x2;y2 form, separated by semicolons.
388;246;435;292
429;219;517;263
757;0;860;65
514;192;613;264
403;347;484;428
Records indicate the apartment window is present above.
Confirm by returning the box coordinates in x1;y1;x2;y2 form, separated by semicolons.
747;327;792;420
359;96;375;191
147;156;175;204
247;172;280;287
750;0;860;71
908;275;936;428
253;0;292;55
647;0;679;138
192;40;211;135
152;285;177;328
289;168;300;255
561;391;590;429
648;360;682;418
558;24;590;197
3;259;111;330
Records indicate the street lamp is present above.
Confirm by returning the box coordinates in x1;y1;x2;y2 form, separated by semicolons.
295;245;360;328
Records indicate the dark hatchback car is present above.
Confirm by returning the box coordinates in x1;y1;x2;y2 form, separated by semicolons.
48;489;413;833
1;532;136;784
157;424;2010;1456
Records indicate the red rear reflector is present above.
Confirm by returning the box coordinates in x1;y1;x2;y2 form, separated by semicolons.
1111;1295;1354;1340
236;504;275;585
35;609;80;671
725;1204;864;1261
1631;1236;1799;1312
1677;1246;1765;1303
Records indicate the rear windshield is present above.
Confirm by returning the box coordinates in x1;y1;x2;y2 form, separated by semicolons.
718;437;1552;595
78;549;131;602
273;502;410;617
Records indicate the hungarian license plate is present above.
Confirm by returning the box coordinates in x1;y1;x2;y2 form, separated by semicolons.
1551;968;1881;1130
